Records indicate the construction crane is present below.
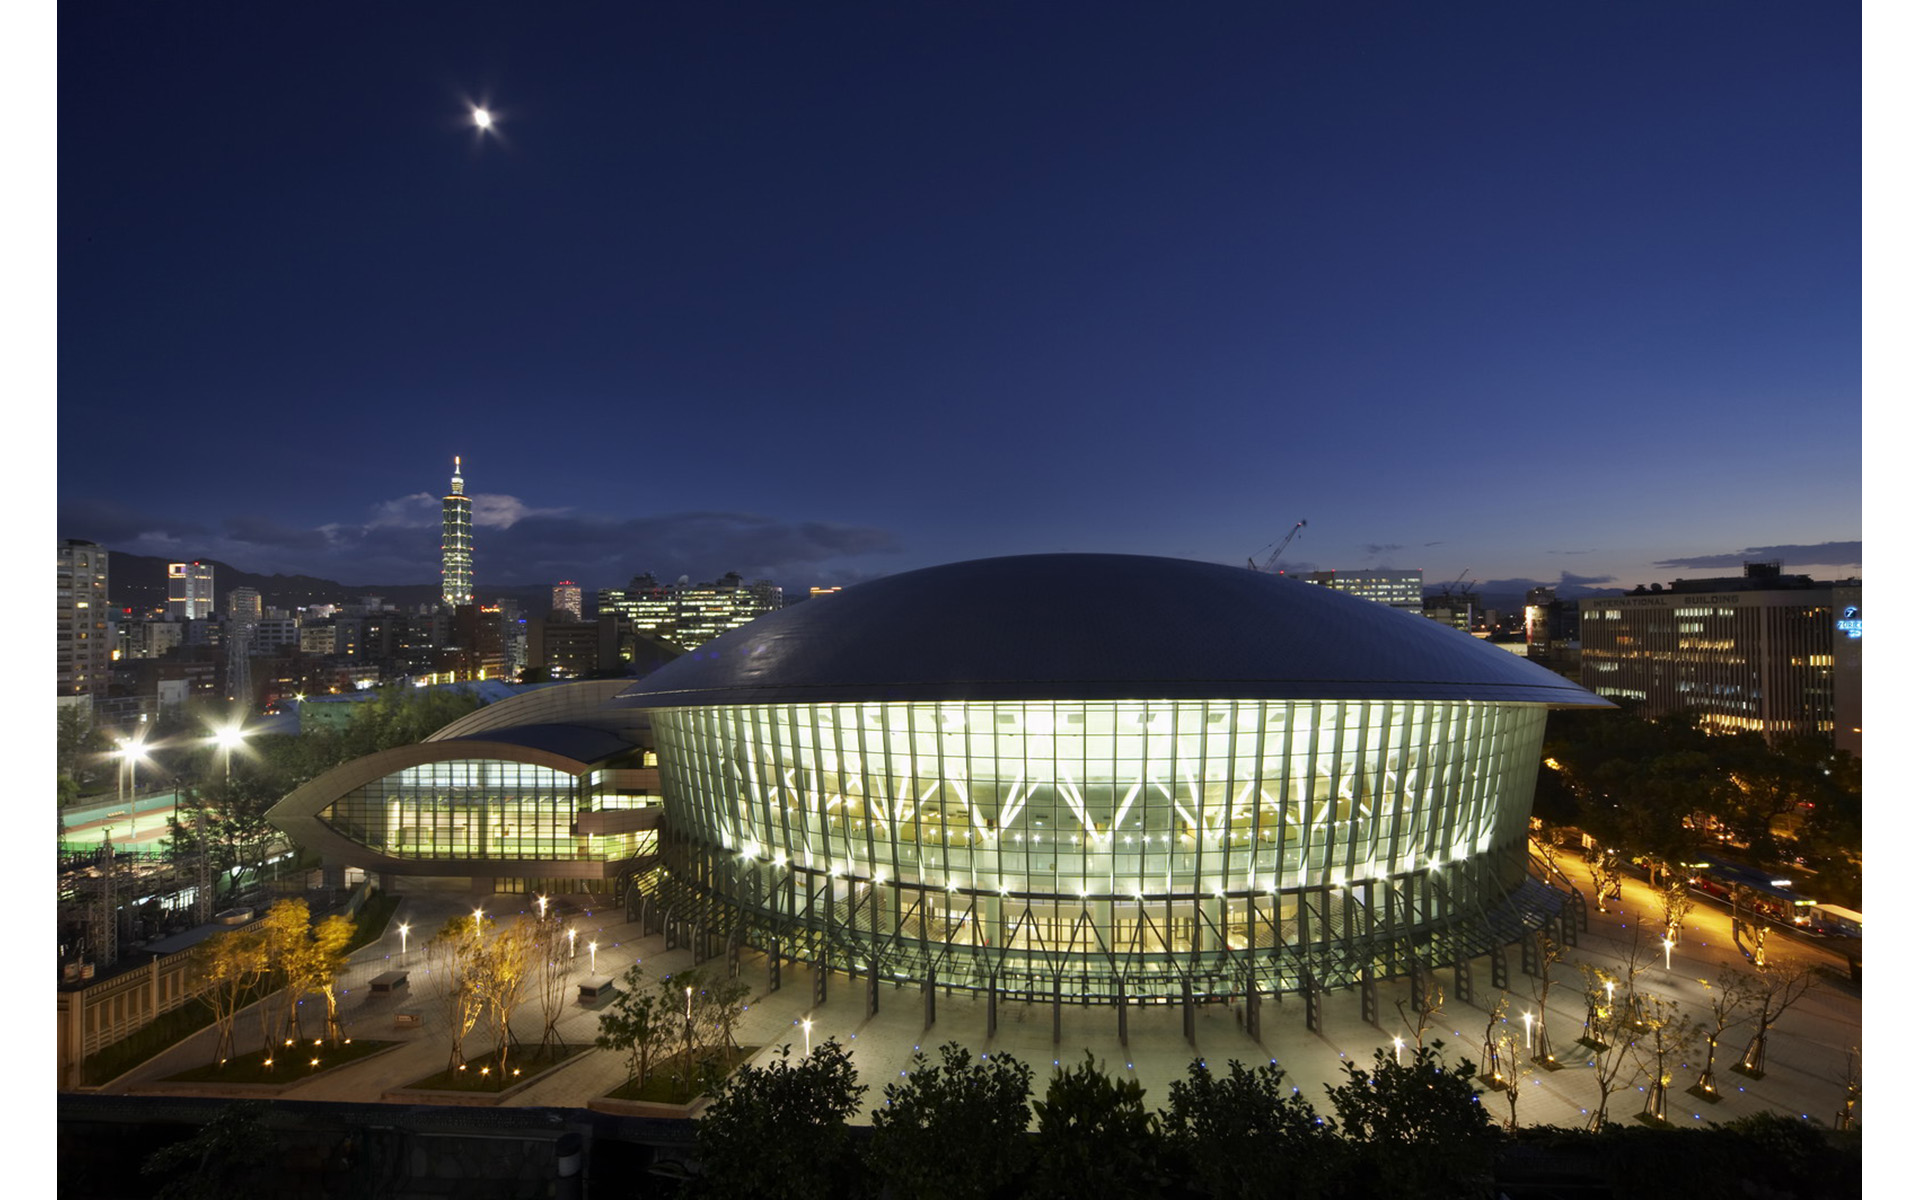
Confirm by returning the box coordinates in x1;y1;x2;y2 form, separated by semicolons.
1248;520;1308;574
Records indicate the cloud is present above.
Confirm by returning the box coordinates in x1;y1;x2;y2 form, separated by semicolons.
1362;543;1404;556
1652;541;1862;571
58;499;208;544
61;492;903;591
1547;548;1596;556
1556;571;1617;588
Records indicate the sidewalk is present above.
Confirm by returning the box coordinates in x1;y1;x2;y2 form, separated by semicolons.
101;874;1862;1131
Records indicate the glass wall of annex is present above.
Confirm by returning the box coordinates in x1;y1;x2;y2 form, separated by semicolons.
318;759;654;864
651;699;1550;998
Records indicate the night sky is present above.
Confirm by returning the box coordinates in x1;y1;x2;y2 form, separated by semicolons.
55;2;1862;599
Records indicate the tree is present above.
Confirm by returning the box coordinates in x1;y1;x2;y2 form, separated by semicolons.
170;771;282;903
1527;929;1567;1067
295;912;355;1046
866;1042;1035;1200
1026;1053;1160;1200
531;913;575;1059
1397;977;1445;1046
425;915;487;1071
692;1040;866;1200
1577;919;1656;1130
1322;1041;1500;1199
141;1101;276;1200
1630;994;1701;1125
1691;964;1759;1099
472;916;538;1077
595;964;674;1090
1735;957;1818;1078
1658;878;1694;945
256;898;314;1046
192;925;269;1063
1161;1057;1336;1200
1478;995;1511;1088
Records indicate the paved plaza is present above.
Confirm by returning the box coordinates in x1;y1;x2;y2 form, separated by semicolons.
101;853;1862;1132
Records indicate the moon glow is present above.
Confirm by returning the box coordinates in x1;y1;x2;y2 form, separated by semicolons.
473;108;493;130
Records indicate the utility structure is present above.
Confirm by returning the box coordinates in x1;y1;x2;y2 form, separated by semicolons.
1247;519;1307;573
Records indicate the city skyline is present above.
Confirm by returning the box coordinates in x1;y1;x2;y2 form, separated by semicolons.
54;4;1862;598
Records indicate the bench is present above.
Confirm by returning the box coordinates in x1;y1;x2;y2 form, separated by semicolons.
576;976;616;1004
369;970;409;994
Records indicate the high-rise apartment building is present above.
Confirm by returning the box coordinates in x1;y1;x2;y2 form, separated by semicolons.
441;456;473;610
598;571;784;650
167;561;215;620
228;587;263;625
1300;569;1423;612
58;539;112;699
551;580;583;620
1579;562;1861;754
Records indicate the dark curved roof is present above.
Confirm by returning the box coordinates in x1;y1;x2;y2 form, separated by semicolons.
611;554;1608;709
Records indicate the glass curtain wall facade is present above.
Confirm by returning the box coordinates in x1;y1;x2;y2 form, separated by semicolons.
651;698;1549;1001
317;759;654;864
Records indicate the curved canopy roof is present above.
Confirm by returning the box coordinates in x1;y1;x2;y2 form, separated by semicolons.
612;553;1610;709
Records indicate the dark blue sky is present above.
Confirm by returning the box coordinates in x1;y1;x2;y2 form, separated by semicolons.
56;2;1861;598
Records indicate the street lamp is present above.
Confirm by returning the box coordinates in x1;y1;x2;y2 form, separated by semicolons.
1663;936;1675;971
568;927;577;958
116;739;150;808
399;922;411;963
1523;1010;1534;1050
536;894;548;921
802;1017;812;1056
589;940;598;974
210;723;247;780
1392;1035;1404;1066
473;907;485;939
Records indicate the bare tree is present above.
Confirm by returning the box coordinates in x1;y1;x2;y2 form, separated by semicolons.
1528;929;1566;1067
1498;1032;1534;1132
1834;1046;1860;1132
1581;918;1657;1130
1735;957;1817;1078
1631;994;1701;1125
532;914;574;1059
1396;978;1446;1047
1690;965;1759;1099
1479;995;1511;1088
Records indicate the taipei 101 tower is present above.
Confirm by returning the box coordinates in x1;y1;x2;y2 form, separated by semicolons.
441;456;473;609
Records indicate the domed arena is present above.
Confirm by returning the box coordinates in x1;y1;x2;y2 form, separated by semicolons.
611;553;1608;1006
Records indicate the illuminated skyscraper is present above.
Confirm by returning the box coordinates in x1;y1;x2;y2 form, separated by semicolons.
551;580;583;620
167;560;215;620
441;456;473;610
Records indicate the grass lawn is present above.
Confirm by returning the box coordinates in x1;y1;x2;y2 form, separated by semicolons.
604;1046;759;1104
402;1043;591;1093
164;1038;395;1084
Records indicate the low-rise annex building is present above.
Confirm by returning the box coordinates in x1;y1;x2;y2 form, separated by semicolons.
269;679;665;896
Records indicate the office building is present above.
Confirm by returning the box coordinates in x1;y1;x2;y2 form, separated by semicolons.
167;561;215;620
1300;569;1423;612
551;580;583;620
441;456;473;610
598;571;783;650
58;540;112;700
1579;562;1861;755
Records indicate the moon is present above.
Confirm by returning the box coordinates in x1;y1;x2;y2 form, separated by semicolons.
472;107;493;130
